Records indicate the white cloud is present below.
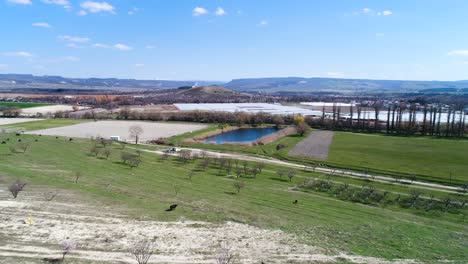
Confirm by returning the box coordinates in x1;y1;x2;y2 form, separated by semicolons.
41;0;71;9
145;45;156;49
32;22;52;28
352;8;393;16
2;51;33;57
375;33;385;37
7;0;31;5
258;20;268;27
77;10;87;16
448;50;468;56
113;44;133;51
80;1;115;14
93;43;133;51
0;64;8;69
128;7;139;15
193;7;208;16
93;43;110;48
382;10;393;16
58;35;90;43
215;7;226;16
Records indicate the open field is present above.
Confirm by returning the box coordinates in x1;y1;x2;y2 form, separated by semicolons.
21;105;88;116
0;118;43;126
288;130;334;160
0;119;88;131
326;133;468;186
0;135;466;263
26;120;208;142
0;102;51;109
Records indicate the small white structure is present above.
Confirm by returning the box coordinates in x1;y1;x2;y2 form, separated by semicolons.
110;136;121;141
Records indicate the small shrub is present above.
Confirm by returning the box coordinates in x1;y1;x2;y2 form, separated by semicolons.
131;239;154;264
9;180;27;199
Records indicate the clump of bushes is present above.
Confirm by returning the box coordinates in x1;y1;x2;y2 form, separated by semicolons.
299;177;466;215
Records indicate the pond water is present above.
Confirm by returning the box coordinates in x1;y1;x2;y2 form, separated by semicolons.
204;127;278;144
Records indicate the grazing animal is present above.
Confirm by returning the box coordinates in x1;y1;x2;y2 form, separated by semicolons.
17;139;22;142
39;134;42;136
1;141;6;144
69;138;73;141
55;136;59;139
293;200;298;204
15;133;20;136
6;138;10;141
35;139;38;142
165;204;178;211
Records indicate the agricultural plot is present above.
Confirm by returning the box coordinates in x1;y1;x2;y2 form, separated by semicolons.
326;132;468;185
21;105;88;116
0;118;43;126
288;130;334;160
0;102;51;109
26;121;207;142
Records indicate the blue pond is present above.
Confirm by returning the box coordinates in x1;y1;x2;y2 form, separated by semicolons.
204;127;278;144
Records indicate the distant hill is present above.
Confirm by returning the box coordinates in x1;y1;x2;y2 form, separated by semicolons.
0;74;221;91
1;74;467;94
224;77;468;93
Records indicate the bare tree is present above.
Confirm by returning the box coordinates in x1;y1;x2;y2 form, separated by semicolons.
276;170;286;180
103;148;112;159
257;162;265;173
17;142;31;153
215;242;235;264
250;167;260;178
60;239;76;261
287;170;296;182
233;180;245;193
131;239;155;264
129;125;144;144
9;180;27;199
89;144;100;156
296;122;310;136
188;170;196;181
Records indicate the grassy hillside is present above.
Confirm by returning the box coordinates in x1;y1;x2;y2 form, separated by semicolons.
0;102;51;109
0;134;466;262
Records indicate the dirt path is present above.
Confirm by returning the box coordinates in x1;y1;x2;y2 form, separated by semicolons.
288;131;334;160
0;188;413;264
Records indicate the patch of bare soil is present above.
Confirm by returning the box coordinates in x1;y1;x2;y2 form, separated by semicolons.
255;127;296;145
0;188;416;264
288;131;334;160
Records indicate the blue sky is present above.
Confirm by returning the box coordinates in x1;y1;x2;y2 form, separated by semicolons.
1;0;468;81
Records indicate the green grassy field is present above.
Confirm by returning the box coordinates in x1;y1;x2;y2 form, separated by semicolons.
0;102;51;109
326;132;468;186
0;119;89;131
0;134;466;262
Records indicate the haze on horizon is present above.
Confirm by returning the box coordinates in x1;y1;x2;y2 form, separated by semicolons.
1;0;468;81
